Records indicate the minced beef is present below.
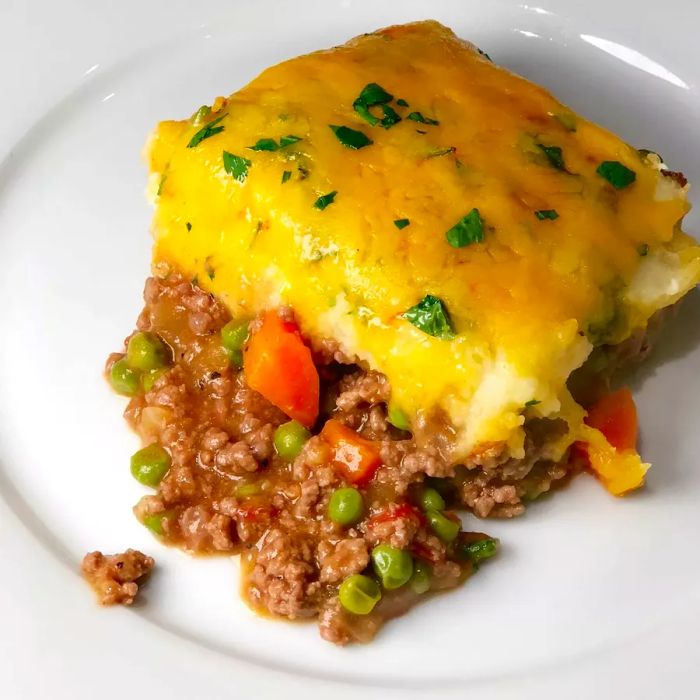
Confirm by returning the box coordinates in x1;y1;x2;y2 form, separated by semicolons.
93;274;580;643
82;549;154;605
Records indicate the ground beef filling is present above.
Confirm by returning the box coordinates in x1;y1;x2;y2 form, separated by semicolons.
96;274;576;643
82;549;154;605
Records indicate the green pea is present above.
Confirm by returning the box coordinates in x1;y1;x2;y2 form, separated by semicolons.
425;476;455;500
126;332;171;371
417;487;445;513
221;320;250;368
328;488;364;526
410;560;432;594
141;367;167;393
338;574;381;615
236;482;262;498
426;509;461;543
142;510;176;536
458;537;499;565
110;358;141;396
387;402;410;431
371;544;414;590
130;444;171;487
273;420;311;460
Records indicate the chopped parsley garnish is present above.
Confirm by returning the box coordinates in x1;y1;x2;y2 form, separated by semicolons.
157;173;167;196
525;399;540;407
279;134;302;147
446;209;484;248
329;124;373;149
313;191;337;210
377;105;401;128
537;143;566;171
187;115;225;148
402;295;455;340
596;160;636;189
427;147;456;158
281;170;292;184
204;257;216;280
554;113;577;132
638;243;649;257
222;151;251;183
352;83;401;129
407;112;439;126
248;135;302;151
248;138;277;151
394;218;410;229
186;222;192;231
535;209;559;220
477;48;493;62
357;82;393;105
396;98;409;107
192;105;212;124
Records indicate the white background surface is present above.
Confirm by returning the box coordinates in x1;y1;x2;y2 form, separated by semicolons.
1;1;699;697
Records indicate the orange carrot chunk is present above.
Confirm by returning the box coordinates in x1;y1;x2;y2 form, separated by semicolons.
321;419;382;485
243;311;319;427
585;387;638;451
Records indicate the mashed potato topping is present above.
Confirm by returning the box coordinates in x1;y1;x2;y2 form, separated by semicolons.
146;20;700;482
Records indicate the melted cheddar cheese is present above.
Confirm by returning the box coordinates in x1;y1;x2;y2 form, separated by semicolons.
145;21;700;477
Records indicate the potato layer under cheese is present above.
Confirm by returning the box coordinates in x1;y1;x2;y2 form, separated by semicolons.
146;20;700;470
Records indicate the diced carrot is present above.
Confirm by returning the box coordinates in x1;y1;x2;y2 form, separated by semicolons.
243;311;319;427
577;388;648;496
585;387;638;451
320;419;382;485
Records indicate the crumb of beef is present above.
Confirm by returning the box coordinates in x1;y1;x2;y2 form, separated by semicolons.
318;538;370;583
82;549;154;606
335;370;391;412
246;529;318;619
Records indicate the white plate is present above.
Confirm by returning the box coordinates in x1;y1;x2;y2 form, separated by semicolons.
2;1;700;698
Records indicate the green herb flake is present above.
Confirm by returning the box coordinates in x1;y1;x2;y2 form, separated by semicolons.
477;48;493;62
222;151;252;183
537;143;566;171
408;111;439;126
525;399;540;407
402;295;455;340
279;134;302;147
596;160;636;189
638;243;649;257
353;84;402;129
248;137;279;151
396;98;409;107
394;218;410;229
157;173;167;196
192;105;212;125
187;115;225;148
377;104;401;129
313;191;337;210
554;112;577;132
248;135;303;152
329;124;373;149
353;83;395;127
445;208;484;248
281;170;292;184
427;147;456;158
185;222;192;231
535;209;559;221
